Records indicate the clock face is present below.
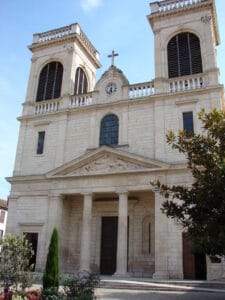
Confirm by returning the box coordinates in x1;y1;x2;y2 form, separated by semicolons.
105;82;117;95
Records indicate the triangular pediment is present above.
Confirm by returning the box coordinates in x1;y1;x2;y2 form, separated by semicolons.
47;146;170;178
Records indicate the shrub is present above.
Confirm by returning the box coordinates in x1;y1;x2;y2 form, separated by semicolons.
43;228;59;291
0;234;34;298
63;271;100;300
41;287;64;300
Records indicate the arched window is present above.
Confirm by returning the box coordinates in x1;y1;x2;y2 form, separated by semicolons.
36;61;63;102
167;32;203;78
74;67;88;95
100;114;119;146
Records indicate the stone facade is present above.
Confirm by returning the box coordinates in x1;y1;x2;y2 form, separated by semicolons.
6;0;225;280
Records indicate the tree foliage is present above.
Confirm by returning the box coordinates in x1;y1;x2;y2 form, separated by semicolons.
43;228;59;291
0;234;34;293
152;109;225;257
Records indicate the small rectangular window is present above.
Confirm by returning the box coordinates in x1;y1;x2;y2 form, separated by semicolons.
37;131;45;155
183;112;194;135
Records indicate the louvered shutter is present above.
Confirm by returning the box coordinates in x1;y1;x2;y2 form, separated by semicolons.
179;33;191;76
36;62;63;101
74;67;88;95
54;63;63;99
189;33;203;74
36;65;48;102
168;36;179;78
168;32;202;78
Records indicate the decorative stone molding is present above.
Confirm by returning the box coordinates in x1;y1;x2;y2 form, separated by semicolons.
66;45;74;53
201;15;212;24
31;57;38;63
69;154;150;176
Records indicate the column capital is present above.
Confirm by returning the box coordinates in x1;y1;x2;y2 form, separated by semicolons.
117;190;129;196
82;191;93;197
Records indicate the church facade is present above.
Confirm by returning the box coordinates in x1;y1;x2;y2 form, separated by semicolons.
6;0;225;280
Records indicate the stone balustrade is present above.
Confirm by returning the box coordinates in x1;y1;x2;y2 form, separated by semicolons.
70;93;93;108
33;23;78;44
129;81;155;99
35;99;61;115
150;0;206;14
168;74;205;93
32;74;208;115
32;23;99;59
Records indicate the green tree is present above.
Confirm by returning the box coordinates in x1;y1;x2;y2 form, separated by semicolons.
152;109;225;257
0;234;34;296
43;228;59;291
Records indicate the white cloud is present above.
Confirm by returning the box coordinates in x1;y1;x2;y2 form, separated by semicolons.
81;0;103;11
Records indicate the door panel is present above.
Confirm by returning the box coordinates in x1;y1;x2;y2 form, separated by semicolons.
100;217;118;275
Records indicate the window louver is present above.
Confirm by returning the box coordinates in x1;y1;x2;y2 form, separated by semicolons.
74;67;88;95
168;32;202;78
36;62;63;102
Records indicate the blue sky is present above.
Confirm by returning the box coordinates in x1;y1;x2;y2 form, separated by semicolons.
0;0;225;199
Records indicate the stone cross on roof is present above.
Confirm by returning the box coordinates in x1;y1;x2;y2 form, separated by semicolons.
108;50;119;66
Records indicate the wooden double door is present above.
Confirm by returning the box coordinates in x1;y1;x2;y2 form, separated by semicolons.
183;233;207;280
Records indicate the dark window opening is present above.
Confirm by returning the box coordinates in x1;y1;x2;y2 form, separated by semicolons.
37;131;45;155
0;210;5;223
23;232;38;271
168;32;202;78
74;67;88;95
36;62;63;102
100;114;119;146
183;112;194;136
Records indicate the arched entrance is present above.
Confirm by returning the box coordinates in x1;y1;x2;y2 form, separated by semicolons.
183;233;207;280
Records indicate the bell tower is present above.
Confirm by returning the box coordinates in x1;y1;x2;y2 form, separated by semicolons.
148;0;220;93
23;23;101;116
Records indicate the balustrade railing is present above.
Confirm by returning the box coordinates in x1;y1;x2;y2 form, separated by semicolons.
33;24;77;44
129;81;155;99
168;75;205;93
32;75;208;116
32;23;99;59
35;99;61;115
150;0;206;14
70;93;93;108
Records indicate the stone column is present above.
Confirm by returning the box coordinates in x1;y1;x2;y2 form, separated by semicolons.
114;191;128;276
80;193;93;271
153;192;169;279
153;192;183;279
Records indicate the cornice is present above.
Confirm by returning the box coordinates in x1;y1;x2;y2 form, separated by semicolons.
7;163;188;184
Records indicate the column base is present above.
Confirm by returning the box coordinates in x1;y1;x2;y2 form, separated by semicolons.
113;272;131;278
153;271;170;279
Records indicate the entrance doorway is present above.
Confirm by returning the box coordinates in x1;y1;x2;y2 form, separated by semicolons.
24;232;38;271
100;217;118;275
183;233;207;280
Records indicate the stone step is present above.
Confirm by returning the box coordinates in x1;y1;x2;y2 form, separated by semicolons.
100;279;225;293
